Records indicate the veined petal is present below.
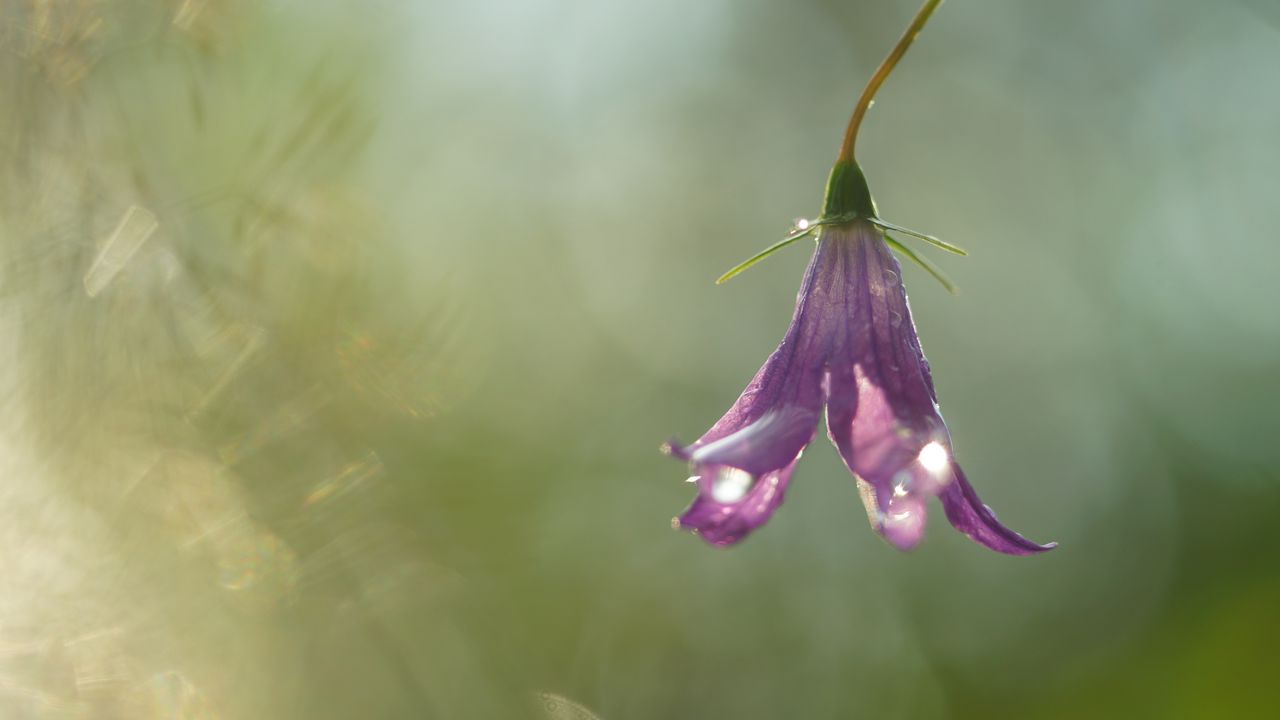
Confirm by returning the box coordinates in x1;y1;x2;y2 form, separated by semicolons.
819;222;953;550
818;224;1053;555
686;236;837;454
939;464;1056;556
822;223;946;461
666;235;843;545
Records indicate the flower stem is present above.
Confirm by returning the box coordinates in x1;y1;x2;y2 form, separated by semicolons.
837;0;946;164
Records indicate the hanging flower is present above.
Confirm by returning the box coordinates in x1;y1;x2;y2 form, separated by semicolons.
664;0;1054;555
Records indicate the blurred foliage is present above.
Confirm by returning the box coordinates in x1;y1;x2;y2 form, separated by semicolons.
1;0;1278;718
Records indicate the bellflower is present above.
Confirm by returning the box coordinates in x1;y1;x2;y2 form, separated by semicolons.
664;0;1053;555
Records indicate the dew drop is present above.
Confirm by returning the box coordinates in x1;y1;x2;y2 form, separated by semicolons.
917;441;949;473
892;470;912;497
711;467;756;503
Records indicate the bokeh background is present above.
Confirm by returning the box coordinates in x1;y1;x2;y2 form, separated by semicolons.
2;0;1278;718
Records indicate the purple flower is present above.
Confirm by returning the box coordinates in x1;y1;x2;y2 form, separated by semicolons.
666;216;1053;554
664;0;1052;554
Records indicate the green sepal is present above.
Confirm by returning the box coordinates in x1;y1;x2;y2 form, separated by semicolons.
883;233;957;294
869;218;967;256
715;227;816;285
821;161;878;220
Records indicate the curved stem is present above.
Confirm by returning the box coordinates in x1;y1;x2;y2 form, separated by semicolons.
837;0;946;163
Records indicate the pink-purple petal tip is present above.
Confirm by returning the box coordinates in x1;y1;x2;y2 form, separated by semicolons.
939;466;1056;556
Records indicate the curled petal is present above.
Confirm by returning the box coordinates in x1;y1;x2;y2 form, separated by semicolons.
829;362;953;551
676;460;798;546
828;363;949;484
852;460;945;551
687;405;820;476
939;464;1057;556
668;407;818;546
666;237;834;545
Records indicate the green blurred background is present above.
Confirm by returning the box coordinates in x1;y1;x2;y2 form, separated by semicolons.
2;0;1278;718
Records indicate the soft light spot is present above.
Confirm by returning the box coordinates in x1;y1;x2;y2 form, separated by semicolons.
538;691;605;720
173;0;208;31
918;441;949;473
711;467;755;503
685;475;700;484
83;204;159;297
304;451;384;508
794;218;811;231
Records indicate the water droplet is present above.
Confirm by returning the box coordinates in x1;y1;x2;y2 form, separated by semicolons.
917;441;949;473
710;467;756;503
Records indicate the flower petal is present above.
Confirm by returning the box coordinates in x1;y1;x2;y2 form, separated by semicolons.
823;225;950;483
667;234;837;544
688;405;820;476
850;458;948;551
676;460;798;546
939;464;1057;555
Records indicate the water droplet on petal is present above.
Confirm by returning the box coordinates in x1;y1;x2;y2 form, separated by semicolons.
892;470;912;497
917;441;949;473
882;496;927;550
710;467;756;503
